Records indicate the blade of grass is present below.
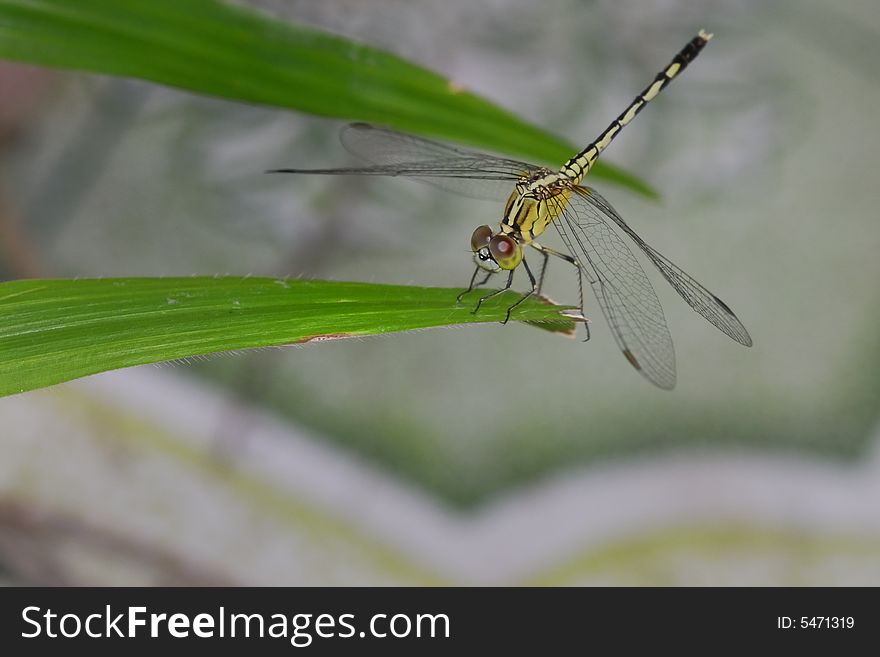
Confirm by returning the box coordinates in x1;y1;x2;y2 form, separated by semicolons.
0;0;655;197
0;277;578;397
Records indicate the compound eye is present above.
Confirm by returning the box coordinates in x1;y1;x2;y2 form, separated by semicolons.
470;225;493;252
488;234;523;270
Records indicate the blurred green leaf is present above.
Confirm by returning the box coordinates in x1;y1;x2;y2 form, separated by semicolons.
0;277;577;397
0;0;655;197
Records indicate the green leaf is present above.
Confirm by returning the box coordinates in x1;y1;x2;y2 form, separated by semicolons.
0;0;655;197
0;277;578;397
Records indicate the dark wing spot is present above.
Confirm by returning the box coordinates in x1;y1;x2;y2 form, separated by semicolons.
623;349;642;371
712;294;734;316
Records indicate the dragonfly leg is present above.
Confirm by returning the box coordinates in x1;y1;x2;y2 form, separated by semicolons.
530;243;590;341
534;249;550;296
456;266;494;304
501;258;538;324
472;269;514;315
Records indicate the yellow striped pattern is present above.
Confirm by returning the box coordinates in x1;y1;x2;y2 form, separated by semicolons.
500;30;713;245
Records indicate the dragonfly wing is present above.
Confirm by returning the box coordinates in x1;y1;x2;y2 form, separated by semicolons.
546;189;677;389
270;123;539;201
339;123;537;169
577;186;752;347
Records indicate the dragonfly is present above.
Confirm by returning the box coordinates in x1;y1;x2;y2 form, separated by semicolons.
271;30;752;389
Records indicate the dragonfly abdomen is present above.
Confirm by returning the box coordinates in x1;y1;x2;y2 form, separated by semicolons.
561;30;713;185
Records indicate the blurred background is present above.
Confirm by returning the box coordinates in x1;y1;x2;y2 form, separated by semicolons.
1;0;879;584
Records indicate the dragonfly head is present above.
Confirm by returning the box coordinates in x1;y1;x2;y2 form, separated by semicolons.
470;225;522;271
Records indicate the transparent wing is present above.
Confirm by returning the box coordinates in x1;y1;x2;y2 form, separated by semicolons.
270;123;543;201
545;189;677;389
578;186;753;347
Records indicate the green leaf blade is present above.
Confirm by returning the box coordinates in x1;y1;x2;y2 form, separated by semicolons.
0;277;578;397
0;0;654;196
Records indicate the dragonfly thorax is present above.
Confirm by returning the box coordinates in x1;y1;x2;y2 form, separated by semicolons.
500;174;572;245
